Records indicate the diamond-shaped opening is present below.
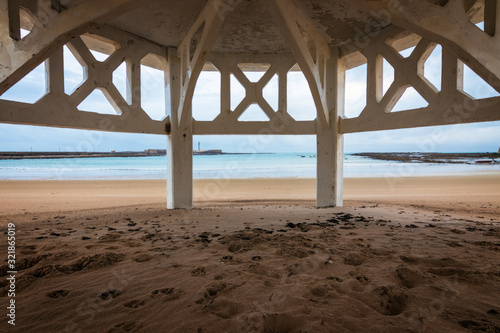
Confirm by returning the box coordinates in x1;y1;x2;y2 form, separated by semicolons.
230;74;246;110
193;63;220;121
77;88;120;115
344;53;367;119
112;61;127;103
81;33;118;62
383;58;394;96
391;86;429;112
386;32;422;58
64;45;86;95
423;44;442;91
287;68;316;120
237;63;270;82
238;104;270;122
141;54;167;121
190;22;205;62
461;61;500;99
0;61;46;104
262;74;278;111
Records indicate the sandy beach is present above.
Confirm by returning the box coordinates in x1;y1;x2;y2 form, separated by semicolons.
1;175;499;332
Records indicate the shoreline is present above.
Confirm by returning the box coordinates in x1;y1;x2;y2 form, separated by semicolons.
1;169;499;181
1;173;499;220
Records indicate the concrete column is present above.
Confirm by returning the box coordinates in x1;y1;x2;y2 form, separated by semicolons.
316;49;344;207
166;50;193;209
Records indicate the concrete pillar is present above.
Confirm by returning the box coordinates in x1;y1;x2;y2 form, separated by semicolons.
166;50;193;209
316;49;344;207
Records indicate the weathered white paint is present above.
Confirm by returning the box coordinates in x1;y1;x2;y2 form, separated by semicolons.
167;50;192;209
269;0;331;129
317;49;344;207
0;0;151;95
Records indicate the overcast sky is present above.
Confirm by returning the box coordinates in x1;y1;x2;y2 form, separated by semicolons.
1;36;499;153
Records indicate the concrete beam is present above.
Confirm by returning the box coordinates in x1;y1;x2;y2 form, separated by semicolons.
316;48;344;207
269;0;331;129
176;0;229;128
0;24;168;134
167;49;192;209
350;0;500;91
0;0;151;95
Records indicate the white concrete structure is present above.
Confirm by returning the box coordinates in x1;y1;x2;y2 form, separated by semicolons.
1;0;500;209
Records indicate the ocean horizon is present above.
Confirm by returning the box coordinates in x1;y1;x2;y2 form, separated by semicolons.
0;152;499;180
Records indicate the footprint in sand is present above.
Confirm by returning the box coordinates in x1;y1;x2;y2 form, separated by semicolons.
208;297;244;319
309;285;331;297
133;254;152;262
100;289;122;300
151;288;182;301
191;267;207;277
123;299;145;309
47;290;69;298
204;283;227;299
395;266;425;288
367;286;408;316
344;253;367;266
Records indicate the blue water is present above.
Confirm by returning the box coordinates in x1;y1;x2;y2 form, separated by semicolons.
0;153;499;180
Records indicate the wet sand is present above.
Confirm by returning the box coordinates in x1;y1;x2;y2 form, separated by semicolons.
0;175;499;332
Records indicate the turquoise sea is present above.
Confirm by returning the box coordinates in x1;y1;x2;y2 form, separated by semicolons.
0;153;499;180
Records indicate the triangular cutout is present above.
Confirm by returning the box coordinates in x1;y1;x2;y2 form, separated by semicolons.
77;89;119;115
386;32;422;58
423;45;442;91
113;61;128;103
20;28;30;39
391;86;429;112
81;34;117;63
0;62;46;104
383;58;394;96
230;74;246;110
287;67;317;120
263;74;279;111
90;50;111;62
399;46;415;58
237;63;270;82
64;45;86;95
461;63;500;99
238;104;270;121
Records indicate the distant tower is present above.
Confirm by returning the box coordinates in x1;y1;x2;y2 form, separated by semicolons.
198;141;200;151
